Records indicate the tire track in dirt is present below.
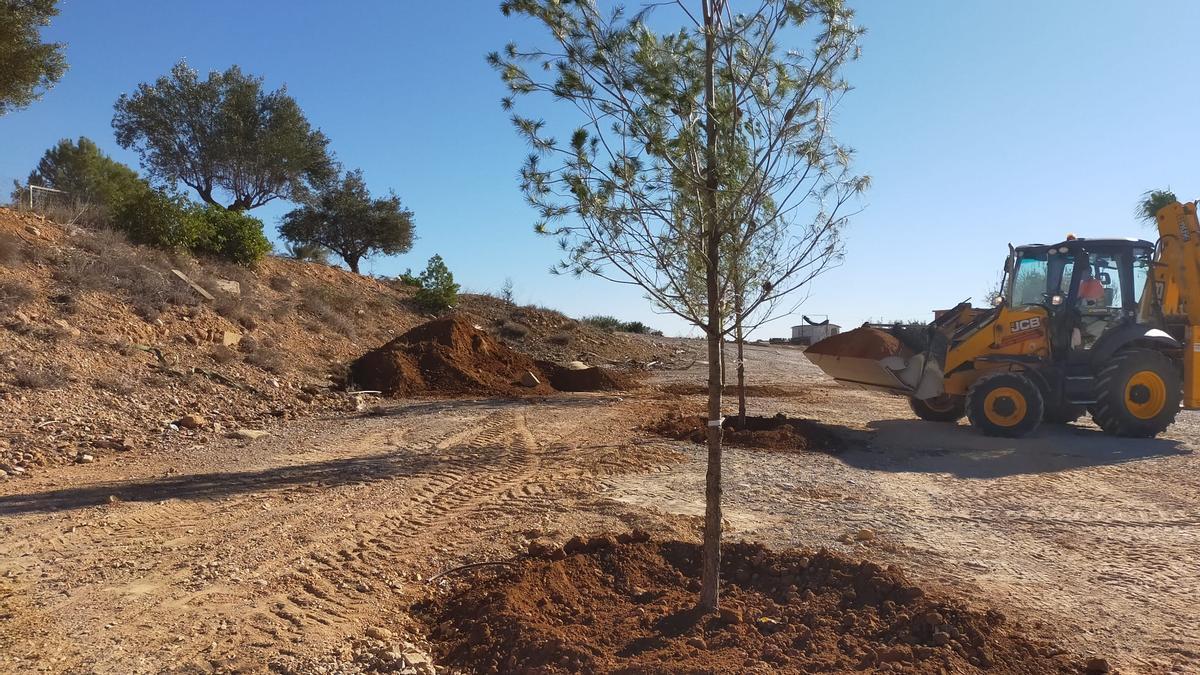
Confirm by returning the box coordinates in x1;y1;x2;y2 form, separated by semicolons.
0;396;680;673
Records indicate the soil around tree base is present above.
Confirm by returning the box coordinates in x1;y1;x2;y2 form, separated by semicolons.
646;412;846;453
420;536;1092;674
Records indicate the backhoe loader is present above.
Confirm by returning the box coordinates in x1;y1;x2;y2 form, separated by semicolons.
806;200;1200;438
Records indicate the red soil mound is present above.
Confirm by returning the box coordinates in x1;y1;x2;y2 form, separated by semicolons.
646;413;844;454
350;316;555;397
807;326;903;360
537;361;641;392
422;536;1089;674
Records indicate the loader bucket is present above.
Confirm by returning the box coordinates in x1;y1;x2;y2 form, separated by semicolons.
804;352;914;395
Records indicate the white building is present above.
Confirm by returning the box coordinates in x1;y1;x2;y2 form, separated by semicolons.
790;322;840;345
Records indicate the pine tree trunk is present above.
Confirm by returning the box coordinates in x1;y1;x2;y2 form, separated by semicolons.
698;0;724;614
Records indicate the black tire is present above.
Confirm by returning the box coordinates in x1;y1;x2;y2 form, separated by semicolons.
1090;349;1182;438
1043;403;1086;424
909;395;966;422
966;372;1045;438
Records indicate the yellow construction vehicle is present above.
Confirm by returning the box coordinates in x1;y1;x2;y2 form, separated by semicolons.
807;201;1200;438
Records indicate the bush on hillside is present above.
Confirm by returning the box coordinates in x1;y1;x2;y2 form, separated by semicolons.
110;189;269;265
396;269;421;288
582;315;622;331
413;254;459;312
189;205;271;265
112;187;199;250
582;315;658;334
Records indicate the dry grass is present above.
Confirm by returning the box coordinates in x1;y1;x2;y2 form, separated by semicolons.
0;232;25;267
268;275;294;292
13;365;70;390
210;345;238;364
0;279;36;312
499;320;531;339
94;374;135;395
245;348;286;373
548;332;572;346
52;233;200;321
300;287;357;338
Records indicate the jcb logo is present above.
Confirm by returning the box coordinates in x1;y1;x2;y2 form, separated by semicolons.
1010;317;1042;333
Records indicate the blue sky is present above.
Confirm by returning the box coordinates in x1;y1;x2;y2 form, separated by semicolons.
2;1;1198;337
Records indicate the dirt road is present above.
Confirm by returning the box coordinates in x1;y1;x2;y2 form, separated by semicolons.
615;343;1200;675
2;341;1198;673
0;395;684;673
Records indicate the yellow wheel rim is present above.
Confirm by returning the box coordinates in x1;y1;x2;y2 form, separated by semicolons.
1125;371;1167;420
983;387;1027;427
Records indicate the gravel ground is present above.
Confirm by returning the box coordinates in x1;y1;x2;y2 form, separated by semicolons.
1;338;1196;673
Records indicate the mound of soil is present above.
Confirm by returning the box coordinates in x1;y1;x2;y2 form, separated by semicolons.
538;361;640;392
646;413;844;454
423;536;1089;674
350;316;556;397
807;326;904;360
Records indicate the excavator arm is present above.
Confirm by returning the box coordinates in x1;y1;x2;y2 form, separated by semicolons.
1153;201;1200;409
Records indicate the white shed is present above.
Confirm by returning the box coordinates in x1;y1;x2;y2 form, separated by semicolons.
790;322;840;345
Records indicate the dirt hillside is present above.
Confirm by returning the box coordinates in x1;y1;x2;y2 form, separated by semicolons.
0;207;670;476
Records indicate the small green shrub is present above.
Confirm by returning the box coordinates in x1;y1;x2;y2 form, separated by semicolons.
190;206;271;265
396;269;421;288
112;187;199;250
582;315;622;331
581;315;654;334
412;254;459;312
111;190;269;265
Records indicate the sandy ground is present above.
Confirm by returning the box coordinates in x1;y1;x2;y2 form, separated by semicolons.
615;342;1200;675
1;340;1197;673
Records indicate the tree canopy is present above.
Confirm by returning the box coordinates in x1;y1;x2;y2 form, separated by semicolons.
112;61;334;211
0;0;66;116
278;169;415;274
13;137;148;211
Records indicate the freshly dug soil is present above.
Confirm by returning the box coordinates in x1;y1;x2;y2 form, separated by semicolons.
658;383;824;400
350;316;555;397
807;326;904;360
537;360;641;392
350;316;639;398
646;413;845;454
422;536;1090;674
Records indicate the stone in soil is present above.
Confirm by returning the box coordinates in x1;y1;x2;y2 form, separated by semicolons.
176;414;207;429
421;537;1093;674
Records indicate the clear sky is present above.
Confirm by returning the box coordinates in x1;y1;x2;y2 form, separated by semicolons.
3;1;1198;337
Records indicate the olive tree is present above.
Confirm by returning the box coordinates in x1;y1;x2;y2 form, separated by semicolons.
493;0;866;610
279;169;415;274
0;0;66;116
113;62;334;211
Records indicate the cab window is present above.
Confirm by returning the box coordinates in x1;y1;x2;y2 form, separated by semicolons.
1079;253;1122;309
1009;254;1048;307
